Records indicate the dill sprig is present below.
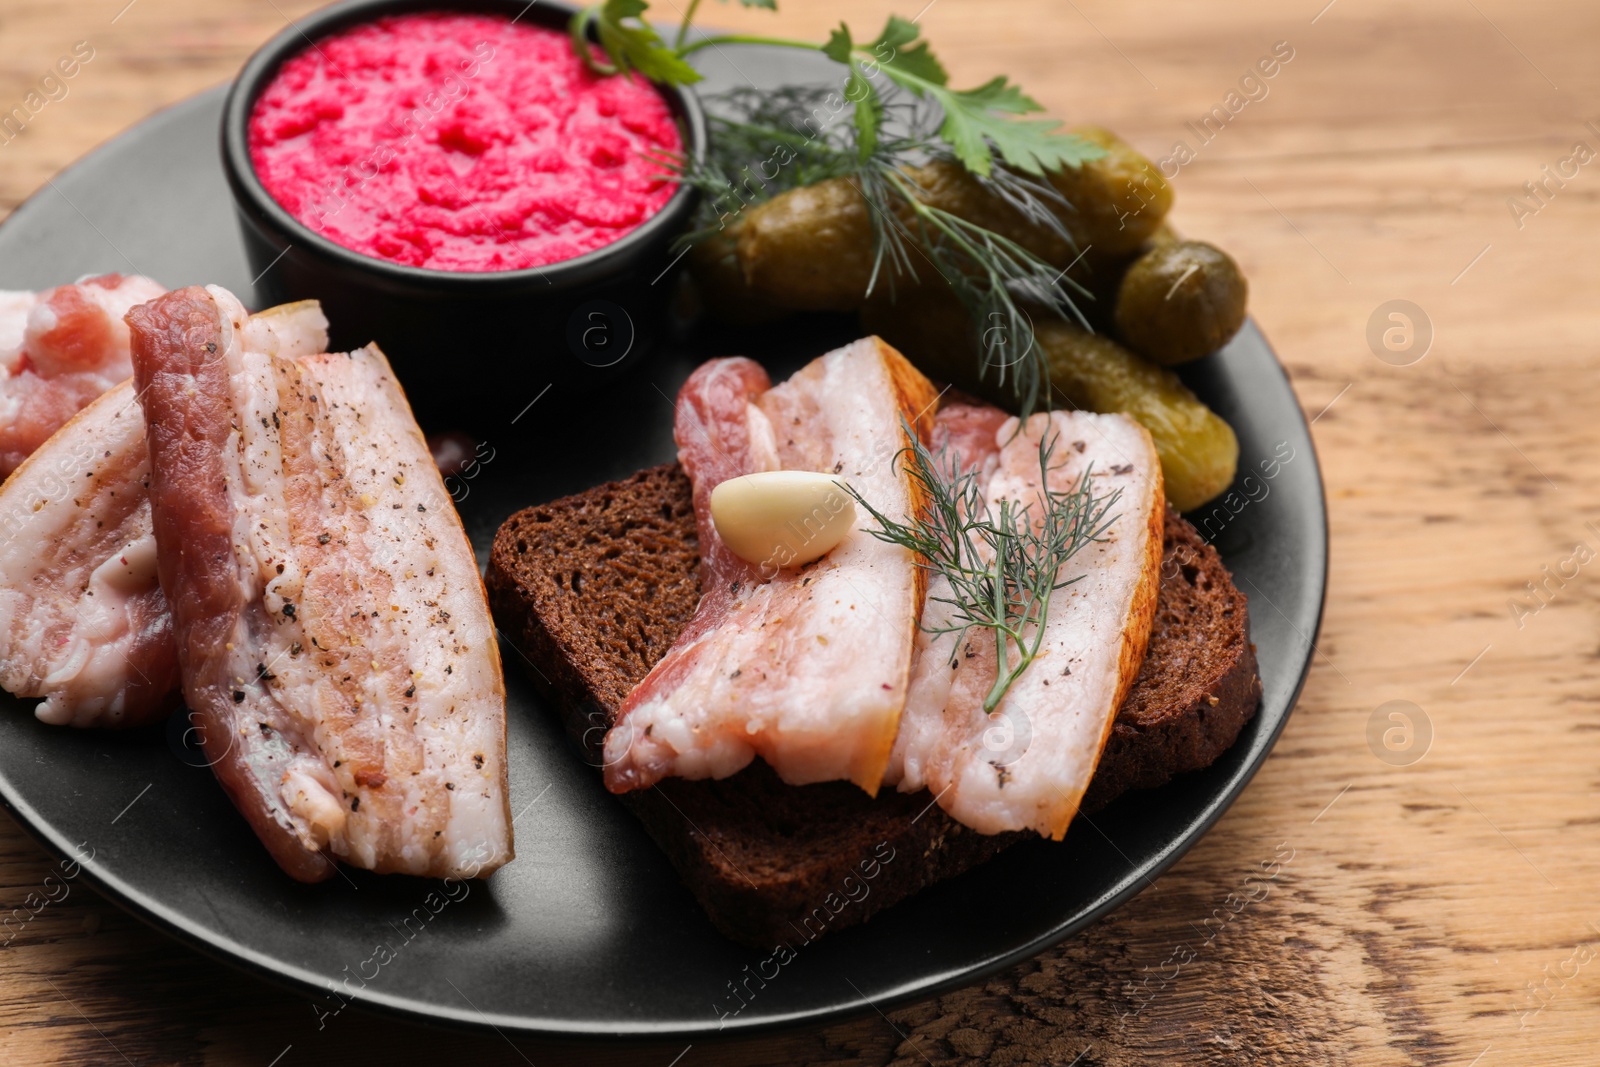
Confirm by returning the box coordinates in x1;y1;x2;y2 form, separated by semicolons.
844;422;1121;713
671;87;1094;420
866;162;1094;420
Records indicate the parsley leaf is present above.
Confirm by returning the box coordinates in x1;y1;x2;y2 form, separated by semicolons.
822;23;853;63
938;77;1105;176
869;16;949;87
858;17;1102;176
579;1;1103;176
869;15;922;55
589;0;702;85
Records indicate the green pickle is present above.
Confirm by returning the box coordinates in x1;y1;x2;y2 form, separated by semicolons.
1044;126;1173;257
1115;240;1249;365
736;128;1173;312
686;224;793;325
862;287;1238;512
1034;320;1238;512
736;178;877;311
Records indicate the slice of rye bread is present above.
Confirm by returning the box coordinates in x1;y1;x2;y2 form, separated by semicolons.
486;463;1261;948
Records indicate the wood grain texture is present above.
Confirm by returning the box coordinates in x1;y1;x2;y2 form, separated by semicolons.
3;0;1599;1063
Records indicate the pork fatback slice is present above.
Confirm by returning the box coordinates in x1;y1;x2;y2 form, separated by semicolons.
127;285;512;881
879;399;1010;787
0;301;329;728
0;274;166;476
603;338;939;794
887;410;1164;839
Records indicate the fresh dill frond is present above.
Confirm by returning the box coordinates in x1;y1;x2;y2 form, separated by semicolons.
671;85;866;213
873;162;1094;419
844;421;1121;713
673;88;1093;419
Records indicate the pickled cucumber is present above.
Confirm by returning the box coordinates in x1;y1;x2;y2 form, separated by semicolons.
1034;319;1238;511
736;128;1173;311
735;177;877;311
1115;240;1248;365
862;285;1238;512
1045;126;1173;257
686;224;793;325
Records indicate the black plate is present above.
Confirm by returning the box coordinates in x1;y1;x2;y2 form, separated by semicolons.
0;47;1327;1040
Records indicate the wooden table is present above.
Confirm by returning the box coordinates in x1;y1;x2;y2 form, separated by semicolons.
3;0;1597;1062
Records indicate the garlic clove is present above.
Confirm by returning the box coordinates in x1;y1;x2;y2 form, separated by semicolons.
710;470;857;571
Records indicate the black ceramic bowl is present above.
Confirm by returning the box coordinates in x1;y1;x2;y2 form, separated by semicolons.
221;0;705;430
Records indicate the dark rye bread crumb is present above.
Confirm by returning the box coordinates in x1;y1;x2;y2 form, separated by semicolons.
486;463;1260;947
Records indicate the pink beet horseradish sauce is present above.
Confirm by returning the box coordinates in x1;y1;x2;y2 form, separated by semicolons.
247;12;683;272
